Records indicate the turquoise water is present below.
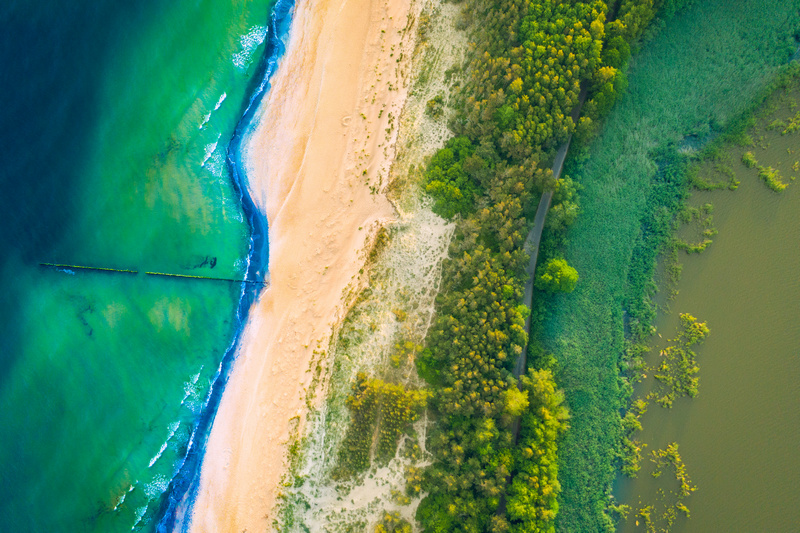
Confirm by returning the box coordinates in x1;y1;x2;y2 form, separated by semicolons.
0;1;281;530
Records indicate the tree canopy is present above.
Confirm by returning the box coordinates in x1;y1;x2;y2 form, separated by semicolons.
536;258;579;293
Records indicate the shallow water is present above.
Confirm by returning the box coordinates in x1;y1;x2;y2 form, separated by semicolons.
0;1;274;530
618;88;800;532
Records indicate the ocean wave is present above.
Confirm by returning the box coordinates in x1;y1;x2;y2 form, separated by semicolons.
232;25;268;70
112;484;136;511
182;369;203;403
214;92;227;110
199;93;228;130
148;421;181;468
144;474;170;500
201;134;222;167
131;505;148;530
198;112;212;130
204;151;226;178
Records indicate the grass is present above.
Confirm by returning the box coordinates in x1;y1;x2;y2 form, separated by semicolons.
535;1;800;531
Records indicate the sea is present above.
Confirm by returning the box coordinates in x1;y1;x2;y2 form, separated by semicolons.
0;0;292;530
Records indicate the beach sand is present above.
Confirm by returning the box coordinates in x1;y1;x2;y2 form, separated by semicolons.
187;0;415;529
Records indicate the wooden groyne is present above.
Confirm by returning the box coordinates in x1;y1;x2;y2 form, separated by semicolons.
40;262;139;274
145;271;268;285
39;263;268;286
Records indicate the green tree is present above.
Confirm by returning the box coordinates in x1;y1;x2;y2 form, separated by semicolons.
425;136;481;218
536;258;579;293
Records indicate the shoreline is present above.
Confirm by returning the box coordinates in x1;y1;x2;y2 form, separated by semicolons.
186;0;416;529
156;0;296;529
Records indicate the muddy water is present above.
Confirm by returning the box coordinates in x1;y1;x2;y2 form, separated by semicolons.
618;90;800;532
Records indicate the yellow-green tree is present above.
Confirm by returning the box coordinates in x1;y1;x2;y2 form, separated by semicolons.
536;258;579;293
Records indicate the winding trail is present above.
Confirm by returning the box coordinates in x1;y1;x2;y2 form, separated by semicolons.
497;95;588;520
516;88;587;379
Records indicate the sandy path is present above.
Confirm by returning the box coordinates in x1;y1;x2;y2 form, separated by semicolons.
186;0;413;529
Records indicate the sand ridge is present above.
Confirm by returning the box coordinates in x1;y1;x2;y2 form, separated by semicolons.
186;0;415;528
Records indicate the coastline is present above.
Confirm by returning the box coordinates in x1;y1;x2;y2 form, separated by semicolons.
156;0;295;529
187;0;415;529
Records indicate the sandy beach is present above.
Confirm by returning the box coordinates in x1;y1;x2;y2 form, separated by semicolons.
186;0;415;529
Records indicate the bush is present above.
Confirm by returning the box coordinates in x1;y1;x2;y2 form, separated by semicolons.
426;94;445;119
333;374;429;479
424;136;480;219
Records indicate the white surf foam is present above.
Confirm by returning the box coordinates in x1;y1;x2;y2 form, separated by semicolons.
199;93;228;130
144;474;170;500
148;421;181;468
112;484;136;511
131;505;148;530
204;151;226;178
181;368;203;404
214;92;227;110
199;111;212;130
232;25;268;70
201;133;222;167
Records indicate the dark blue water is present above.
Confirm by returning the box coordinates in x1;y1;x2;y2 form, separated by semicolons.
0;1;153;381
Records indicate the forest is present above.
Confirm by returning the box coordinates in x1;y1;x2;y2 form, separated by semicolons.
413;0;689;531
335;0;700;531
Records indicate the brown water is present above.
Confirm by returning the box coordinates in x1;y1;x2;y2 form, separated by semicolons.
618;88;800;532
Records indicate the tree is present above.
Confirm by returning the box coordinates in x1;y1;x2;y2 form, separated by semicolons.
424;137;481;218
503;386;530;417
536;258;579;293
